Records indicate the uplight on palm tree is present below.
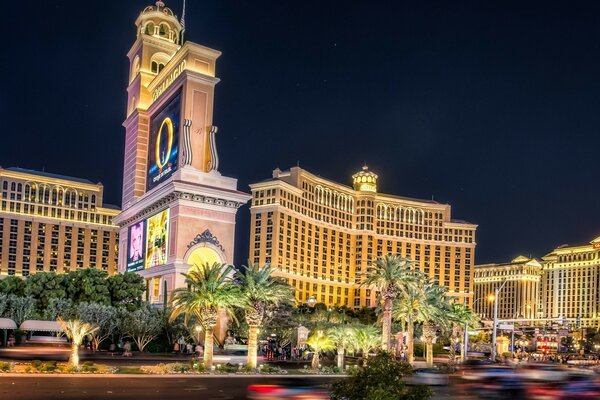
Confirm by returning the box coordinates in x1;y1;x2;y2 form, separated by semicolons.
364;255;416;351
236;261;294;369
306;329;335;369
58;318;99;369
170;262;240;368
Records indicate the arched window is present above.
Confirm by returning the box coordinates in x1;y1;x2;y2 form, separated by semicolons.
145;22;155;35
159;23;168;37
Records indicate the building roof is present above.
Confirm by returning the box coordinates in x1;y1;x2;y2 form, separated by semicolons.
103;203;121;210
4;167;97;186
0;318;17;330
20;320;62;332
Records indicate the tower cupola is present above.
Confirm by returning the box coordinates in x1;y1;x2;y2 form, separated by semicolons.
352;165;378;192
135;1;182;45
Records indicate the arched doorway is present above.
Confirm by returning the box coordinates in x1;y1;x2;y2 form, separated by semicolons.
186;245;224;272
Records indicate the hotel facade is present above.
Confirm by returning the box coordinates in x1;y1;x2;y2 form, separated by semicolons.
249;166;477;308
474;235;600;328
0;167;119;277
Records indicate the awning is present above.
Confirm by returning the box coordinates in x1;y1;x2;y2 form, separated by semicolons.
20;320;62;332
0;318;17;330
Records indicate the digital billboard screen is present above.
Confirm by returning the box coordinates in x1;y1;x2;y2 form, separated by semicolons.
126;220;146;272
145;209;169;268
147;91;181;191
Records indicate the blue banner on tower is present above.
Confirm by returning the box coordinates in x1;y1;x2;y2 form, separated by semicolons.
147;92;181;191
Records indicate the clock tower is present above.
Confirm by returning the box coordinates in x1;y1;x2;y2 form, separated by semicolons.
114;1;250;306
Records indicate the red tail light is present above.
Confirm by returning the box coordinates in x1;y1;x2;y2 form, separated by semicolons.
248;385;285;394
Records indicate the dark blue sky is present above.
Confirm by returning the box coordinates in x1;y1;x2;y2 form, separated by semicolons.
2;0;599;264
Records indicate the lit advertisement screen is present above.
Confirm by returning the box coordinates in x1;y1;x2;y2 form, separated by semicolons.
147;92;181;191
145;209;169;268
126;221;146;272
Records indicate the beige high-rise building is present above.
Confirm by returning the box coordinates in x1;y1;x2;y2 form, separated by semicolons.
473;256;543;320
249;166;477;308
0;167;120;276
541;236;600;328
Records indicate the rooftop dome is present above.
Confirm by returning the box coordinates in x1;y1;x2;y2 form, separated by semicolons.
352;165;378;192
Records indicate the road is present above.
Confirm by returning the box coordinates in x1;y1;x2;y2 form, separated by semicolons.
0;376;455;399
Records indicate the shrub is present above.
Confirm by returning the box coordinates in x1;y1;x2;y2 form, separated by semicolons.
80;362;98;373
330;352;432;400
0;362;11;372
215;363;240;373
37;361;58;373
258;364;286;374
114;366;145;374
320;366;342;374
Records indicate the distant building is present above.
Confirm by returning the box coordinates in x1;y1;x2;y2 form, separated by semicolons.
474;235;600;329
0;167;119;276
473;256;543;320
249;166;477;308
541;236;600;328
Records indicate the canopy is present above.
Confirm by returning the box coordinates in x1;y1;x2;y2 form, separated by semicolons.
0;318;17;330
20;320;62;332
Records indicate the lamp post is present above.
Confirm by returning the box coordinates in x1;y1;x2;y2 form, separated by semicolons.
491;279;509;362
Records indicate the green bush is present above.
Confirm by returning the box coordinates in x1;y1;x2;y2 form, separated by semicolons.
115;366;145;374
215;363;240;373
320;366;341;374
258;364;286;374
80;362;98;373
413;343;424;357
330;352;432;400
37;361;58;373
0;362;11;372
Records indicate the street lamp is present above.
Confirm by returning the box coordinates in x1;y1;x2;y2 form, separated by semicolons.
491;279;509;362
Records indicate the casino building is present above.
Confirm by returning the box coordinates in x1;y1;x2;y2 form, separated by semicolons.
0;167;119;276
249;166;477;308
113;2;250;304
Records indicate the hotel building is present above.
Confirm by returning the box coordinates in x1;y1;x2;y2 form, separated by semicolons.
249;166;477;308
473;256;543;320
541;236;600;328
0;167;119;276
113;1;250;307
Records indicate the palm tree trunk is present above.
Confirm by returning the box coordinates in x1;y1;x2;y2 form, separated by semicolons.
382;298;392;350
247;324;259;369
204;327;214;368
70;342;79;368
337;346;344;370
426;339;433;367
312;349;320;369
407;318;414;365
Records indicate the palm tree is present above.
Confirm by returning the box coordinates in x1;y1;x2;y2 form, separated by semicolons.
392;273;450;365
328;325;356;370
236;261;294;369
353;325;381;363
170;262;240;368
306;329;335;369
364;255;417;351
58;318;99;369
447;303;479;367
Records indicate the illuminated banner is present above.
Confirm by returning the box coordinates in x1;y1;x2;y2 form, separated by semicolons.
126;220;146;272
145;209;169;268
147;92;181;191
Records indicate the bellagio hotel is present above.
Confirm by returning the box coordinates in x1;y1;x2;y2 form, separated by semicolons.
0;167;119;277
249;166;477;308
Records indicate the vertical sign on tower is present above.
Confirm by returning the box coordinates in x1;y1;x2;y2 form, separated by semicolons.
147;91;181;191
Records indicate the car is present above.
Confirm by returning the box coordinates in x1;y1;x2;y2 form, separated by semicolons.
405;368;450;386
247;383;330;399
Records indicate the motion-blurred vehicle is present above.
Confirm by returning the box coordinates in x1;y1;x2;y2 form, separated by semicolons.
527;371;600;400
519;363;569;381
405;368;449;386
247;382;330;399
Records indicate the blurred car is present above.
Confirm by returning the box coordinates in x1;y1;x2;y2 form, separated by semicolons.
405;368;449;386
460;365;516;381
247;383;330;399
526;373;600;400
519;363;569;381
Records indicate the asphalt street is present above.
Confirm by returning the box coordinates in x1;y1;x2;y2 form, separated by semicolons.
0;376;337;400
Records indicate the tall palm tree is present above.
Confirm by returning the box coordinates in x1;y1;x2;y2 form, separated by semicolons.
58;318;99;369
236;262;294;369
306;329;335;369
170;262;240;368
364;255;417;351
328;325;356;370
447;303;479;367
392;273;449;365
353;325;381;363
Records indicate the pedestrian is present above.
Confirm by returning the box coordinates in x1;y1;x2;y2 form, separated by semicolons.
197;344;203;358
186;343;193;355
123;341;132;357
174;342;180;353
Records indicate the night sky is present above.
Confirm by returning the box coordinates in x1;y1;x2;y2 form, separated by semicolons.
3;1;600;265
